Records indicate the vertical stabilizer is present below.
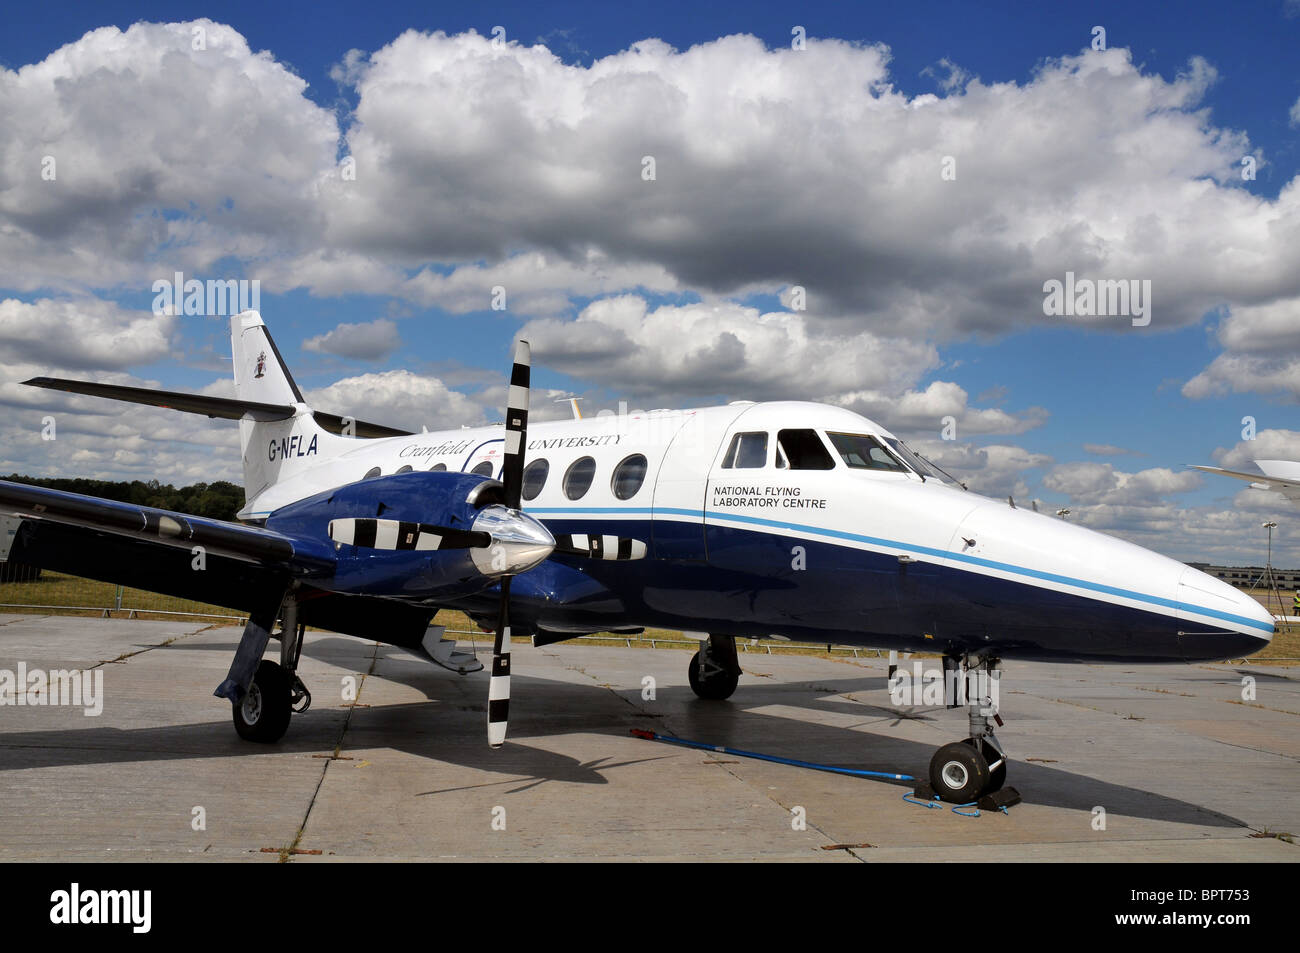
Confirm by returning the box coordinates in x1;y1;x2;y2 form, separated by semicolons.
230;311;344;507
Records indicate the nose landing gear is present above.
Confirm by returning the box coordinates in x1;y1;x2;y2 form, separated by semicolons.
924;655;1020;808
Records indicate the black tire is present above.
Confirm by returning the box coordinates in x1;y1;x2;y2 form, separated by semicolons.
929;740;990;803
687;650;739;701
233;660;292;743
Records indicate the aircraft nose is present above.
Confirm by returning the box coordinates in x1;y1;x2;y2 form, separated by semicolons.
1175;566;1274;662
470;505;555;576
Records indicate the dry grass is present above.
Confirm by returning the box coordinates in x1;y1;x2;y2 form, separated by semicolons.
0;570;240;621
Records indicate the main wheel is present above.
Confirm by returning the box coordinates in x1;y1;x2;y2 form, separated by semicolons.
233;660;292;743
687;650;739;701
929;740;990;803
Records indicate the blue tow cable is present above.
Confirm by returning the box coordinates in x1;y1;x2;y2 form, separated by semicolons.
630;730;1012;817
630;729;916;781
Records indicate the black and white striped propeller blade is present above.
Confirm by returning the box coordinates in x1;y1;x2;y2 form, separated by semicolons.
552;534;647;560
488;576;512;748
488;338;531;749
500;340;530;511
328;518;490;551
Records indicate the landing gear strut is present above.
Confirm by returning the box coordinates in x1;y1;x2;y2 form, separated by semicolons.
688;633;740;701
220;592;310;743
926;655;1016;805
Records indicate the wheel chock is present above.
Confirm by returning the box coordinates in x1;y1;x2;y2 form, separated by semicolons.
977;786;1021;811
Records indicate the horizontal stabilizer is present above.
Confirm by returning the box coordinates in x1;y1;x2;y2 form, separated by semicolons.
22;377;412;438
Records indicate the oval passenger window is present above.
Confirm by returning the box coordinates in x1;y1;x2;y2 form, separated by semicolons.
522;459;549;501
611;454;648;500
563;457;597;500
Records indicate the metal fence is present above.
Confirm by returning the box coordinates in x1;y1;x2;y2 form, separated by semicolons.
0;568;246;622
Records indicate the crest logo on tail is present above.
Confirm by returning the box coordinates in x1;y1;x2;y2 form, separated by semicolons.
254;351;267;379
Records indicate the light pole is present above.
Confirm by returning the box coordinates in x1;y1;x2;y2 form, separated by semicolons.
1249;520;1285;620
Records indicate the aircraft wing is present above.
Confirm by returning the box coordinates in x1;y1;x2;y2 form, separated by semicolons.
1190;464;1300;503
0;479;439;644
0;480;335;573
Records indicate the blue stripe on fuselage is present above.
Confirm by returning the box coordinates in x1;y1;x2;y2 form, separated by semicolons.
525;505;1272;634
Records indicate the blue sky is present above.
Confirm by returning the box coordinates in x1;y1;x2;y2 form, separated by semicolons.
0;2;1297;564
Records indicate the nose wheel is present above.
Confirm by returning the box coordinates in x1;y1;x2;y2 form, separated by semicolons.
929;737;1006;802
923;655;1019;807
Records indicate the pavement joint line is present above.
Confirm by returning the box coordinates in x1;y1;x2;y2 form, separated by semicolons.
280;639;379;863
84;623;213;670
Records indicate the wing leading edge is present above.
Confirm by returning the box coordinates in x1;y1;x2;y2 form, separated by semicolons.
0;479;335;573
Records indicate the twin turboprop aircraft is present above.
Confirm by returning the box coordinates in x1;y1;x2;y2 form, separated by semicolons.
0;311;1274;804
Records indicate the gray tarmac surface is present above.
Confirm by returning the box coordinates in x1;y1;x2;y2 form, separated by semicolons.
0;614;1296;862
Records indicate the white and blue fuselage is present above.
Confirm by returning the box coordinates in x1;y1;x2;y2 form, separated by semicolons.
240;398;1274;664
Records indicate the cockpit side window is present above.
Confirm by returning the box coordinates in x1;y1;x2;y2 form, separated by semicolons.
777;429;835;470
826;432;908;472
721;431;768;469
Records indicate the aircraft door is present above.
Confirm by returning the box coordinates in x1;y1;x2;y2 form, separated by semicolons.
462;439;504;478
651;412;730;560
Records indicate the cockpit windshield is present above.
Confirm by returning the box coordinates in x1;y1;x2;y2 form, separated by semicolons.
882;437;967;489
826;432;908;472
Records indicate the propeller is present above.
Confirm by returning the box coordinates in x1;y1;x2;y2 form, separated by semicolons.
330;339;648;749
488;339;531;748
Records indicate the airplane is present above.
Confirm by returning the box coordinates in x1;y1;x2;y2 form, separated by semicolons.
0;310;1274;805
1190;460;1300;506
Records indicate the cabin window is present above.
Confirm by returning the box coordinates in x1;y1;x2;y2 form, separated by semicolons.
721;432;768;469
776;429;835;470
826;432;907;472
395;465;413;474
611;454;648;500
563;456;597;500
430;462;447;471
471;461;495;477
522;459;549;501
363;467;381;479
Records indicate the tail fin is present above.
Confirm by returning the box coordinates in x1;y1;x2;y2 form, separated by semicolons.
231;311;337;504
232;310;304;405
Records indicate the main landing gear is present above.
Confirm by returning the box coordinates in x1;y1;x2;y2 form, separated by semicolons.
925;655;1017;806
687;633;740;701
218;594;312;744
